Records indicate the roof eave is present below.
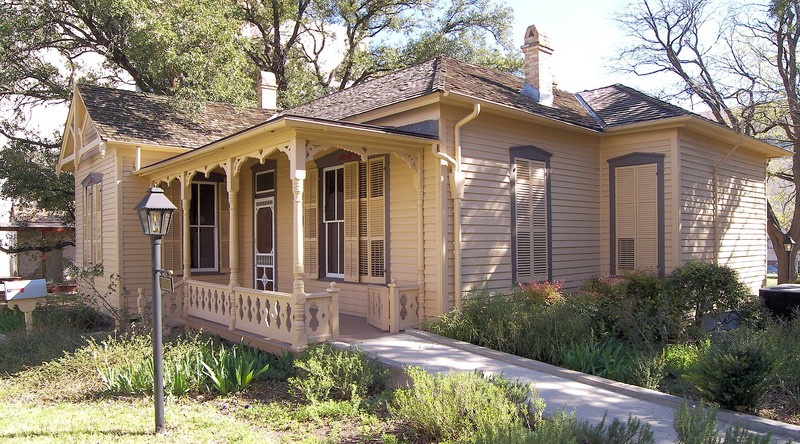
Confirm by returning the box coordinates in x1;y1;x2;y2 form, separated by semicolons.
134;115;437;178
441;91;602;136
604;115;789;158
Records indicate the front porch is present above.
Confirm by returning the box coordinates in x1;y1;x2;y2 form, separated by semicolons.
135;116;435;351
154;277;424;352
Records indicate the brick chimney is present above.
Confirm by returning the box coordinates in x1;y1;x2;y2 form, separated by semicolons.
520;25;554;107
257;71;277;110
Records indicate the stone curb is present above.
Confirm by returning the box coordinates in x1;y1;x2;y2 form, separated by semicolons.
404;329;800;442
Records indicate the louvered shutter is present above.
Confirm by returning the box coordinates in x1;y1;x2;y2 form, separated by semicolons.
635;164;658;269
367;157;386;282
303;168;319;279
615;164;658;272
92;184;102;264
515;158;548;282
343;161;360;281
615;167;636;272
162;186;182;274
358;162;369;278
83;187;91;266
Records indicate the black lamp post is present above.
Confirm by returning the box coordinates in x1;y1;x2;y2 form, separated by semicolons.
135;186;176;434
783;234;796;284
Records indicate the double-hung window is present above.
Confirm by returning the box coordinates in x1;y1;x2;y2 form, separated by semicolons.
309;153;386;283
189;182;218;272
323;166;345;278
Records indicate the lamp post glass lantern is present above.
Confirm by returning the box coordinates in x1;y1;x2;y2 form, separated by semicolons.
783;234;796;283
134;186;176;434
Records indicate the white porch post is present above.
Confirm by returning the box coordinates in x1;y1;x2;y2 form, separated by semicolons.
227;165;241;288
180;174;192;316
224;159;241;332
288;139;307;348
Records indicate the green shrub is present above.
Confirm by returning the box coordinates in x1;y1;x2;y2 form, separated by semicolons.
627;351;666;390
561;338;635;382
391;368;533;442
94;334;270;396
666;261;753;335
289;342;386;403
673;402;772;444
0;306;25;332
583;271;677;347
574;414;654;444
687;330;776;411
759;316;800;410
517;280;564;306
201;343;270;395
36;300;107;331
663;341;709;377
428;289;596;365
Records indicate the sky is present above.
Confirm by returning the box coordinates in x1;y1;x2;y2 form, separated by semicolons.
506;0;642;93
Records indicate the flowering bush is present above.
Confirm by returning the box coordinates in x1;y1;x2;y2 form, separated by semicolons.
518;280;565;306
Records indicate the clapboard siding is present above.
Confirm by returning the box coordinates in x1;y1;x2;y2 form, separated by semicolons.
74;148;117;308
447;109;601;293
600;131;676;275
679;130;767;293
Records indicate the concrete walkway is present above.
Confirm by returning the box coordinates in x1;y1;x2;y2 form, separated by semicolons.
340;329;800;444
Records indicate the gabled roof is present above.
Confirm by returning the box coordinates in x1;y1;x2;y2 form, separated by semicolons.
577;84;694;128
77;85;275;149
288;57;601;130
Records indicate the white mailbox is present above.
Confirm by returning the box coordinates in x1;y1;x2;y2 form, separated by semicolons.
3;279;48;332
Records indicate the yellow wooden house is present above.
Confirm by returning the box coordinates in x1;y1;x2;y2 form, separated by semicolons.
57;25;787;350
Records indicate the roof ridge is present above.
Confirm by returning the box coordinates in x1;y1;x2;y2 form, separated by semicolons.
611;83;692;116
574;92;607;129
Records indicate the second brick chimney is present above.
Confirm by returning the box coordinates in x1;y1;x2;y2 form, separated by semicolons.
520;25;554;107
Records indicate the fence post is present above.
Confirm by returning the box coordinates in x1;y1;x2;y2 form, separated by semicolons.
389;279;399;333
327;282;340;340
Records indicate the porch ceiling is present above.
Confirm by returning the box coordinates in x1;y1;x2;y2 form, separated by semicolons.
133;115;437;184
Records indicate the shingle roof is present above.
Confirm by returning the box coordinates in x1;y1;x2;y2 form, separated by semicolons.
577;84;693;127
288;57;600;130
77;85;275;149
77;60;701;149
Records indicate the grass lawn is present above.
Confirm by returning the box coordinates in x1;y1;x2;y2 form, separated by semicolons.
0;328;402;444
0;398;280;443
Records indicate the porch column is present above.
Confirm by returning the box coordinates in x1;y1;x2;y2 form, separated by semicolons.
227;172;241;288
180;174;192;316
291;174;306;295
289;140;308;348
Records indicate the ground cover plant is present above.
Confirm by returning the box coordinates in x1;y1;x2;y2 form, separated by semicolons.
1;295;788;442
428;261;800;425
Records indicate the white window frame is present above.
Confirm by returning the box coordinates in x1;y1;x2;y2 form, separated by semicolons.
190;181;219;272
322;166;345;279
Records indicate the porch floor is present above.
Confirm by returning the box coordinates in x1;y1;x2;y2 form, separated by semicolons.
179;313;392;354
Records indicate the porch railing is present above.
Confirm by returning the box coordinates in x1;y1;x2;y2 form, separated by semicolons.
185;279;339;348
367;279;422;333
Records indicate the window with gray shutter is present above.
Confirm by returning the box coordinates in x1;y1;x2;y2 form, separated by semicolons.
513;154;550;283
609;153;664;276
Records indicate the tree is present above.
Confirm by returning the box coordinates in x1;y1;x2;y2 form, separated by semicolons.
0;0;519;253
0;0;252;255
239;0;520;107
616;0;800;283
